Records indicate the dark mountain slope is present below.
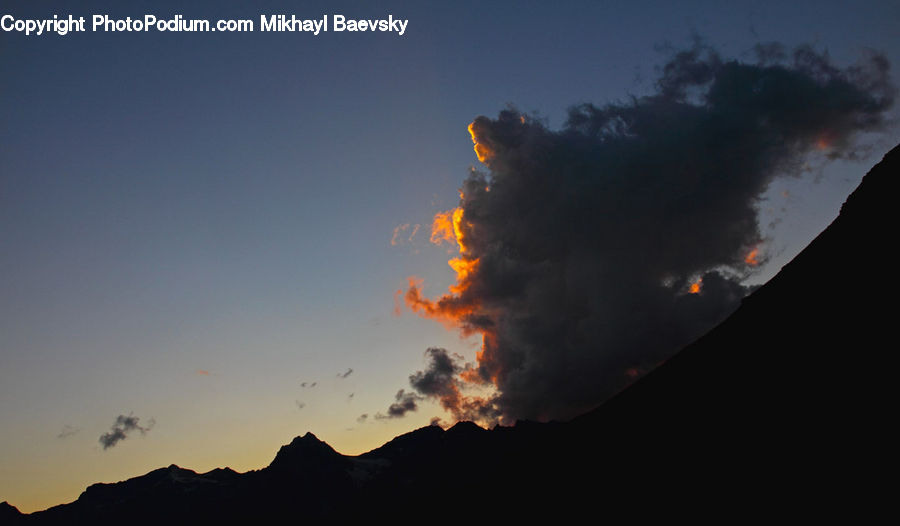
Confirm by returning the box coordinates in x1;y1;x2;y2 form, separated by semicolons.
1;502;23;521
14;144;897;523
568;142;899;513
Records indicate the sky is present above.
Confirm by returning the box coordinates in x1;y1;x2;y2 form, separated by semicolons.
2;0;899;513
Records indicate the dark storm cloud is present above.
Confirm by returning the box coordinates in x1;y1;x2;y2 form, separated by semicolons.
375;389;422;419
98;414;154;450
401;43;894;425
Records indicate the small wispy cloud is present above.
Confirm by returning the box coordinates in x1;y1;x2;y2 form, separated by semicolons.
99;414;154;450
375;389;422;420
58;425;80;439
391;223;410;246
390;223;422;246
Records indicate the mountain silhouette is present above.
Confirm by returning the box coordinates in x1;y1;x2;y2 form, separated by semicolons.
9;144;898;523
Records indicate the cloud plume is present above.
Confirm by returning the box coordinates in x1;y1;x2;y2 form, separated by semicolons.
98;414;154;450
397;43;895;425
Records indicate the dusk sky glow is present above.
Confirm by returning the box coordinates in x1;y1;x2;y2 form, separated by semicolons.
2;0;898;513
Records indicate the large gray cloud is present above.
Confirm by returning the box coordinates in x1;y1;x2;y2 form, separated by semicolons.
398;43;894;424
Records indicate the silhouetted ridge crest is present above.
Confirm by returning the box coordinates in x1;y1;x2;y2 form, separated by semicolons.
267;431;343;472
1;501;23;519
358;424;445;459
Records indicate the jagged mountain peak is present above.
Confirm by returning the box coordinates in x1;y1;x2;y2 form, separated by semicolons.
267;432;345;472
446;420;485;434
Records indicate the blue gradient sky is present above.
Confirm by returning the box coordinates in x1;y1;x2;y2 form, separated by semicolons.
2;0;898;513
